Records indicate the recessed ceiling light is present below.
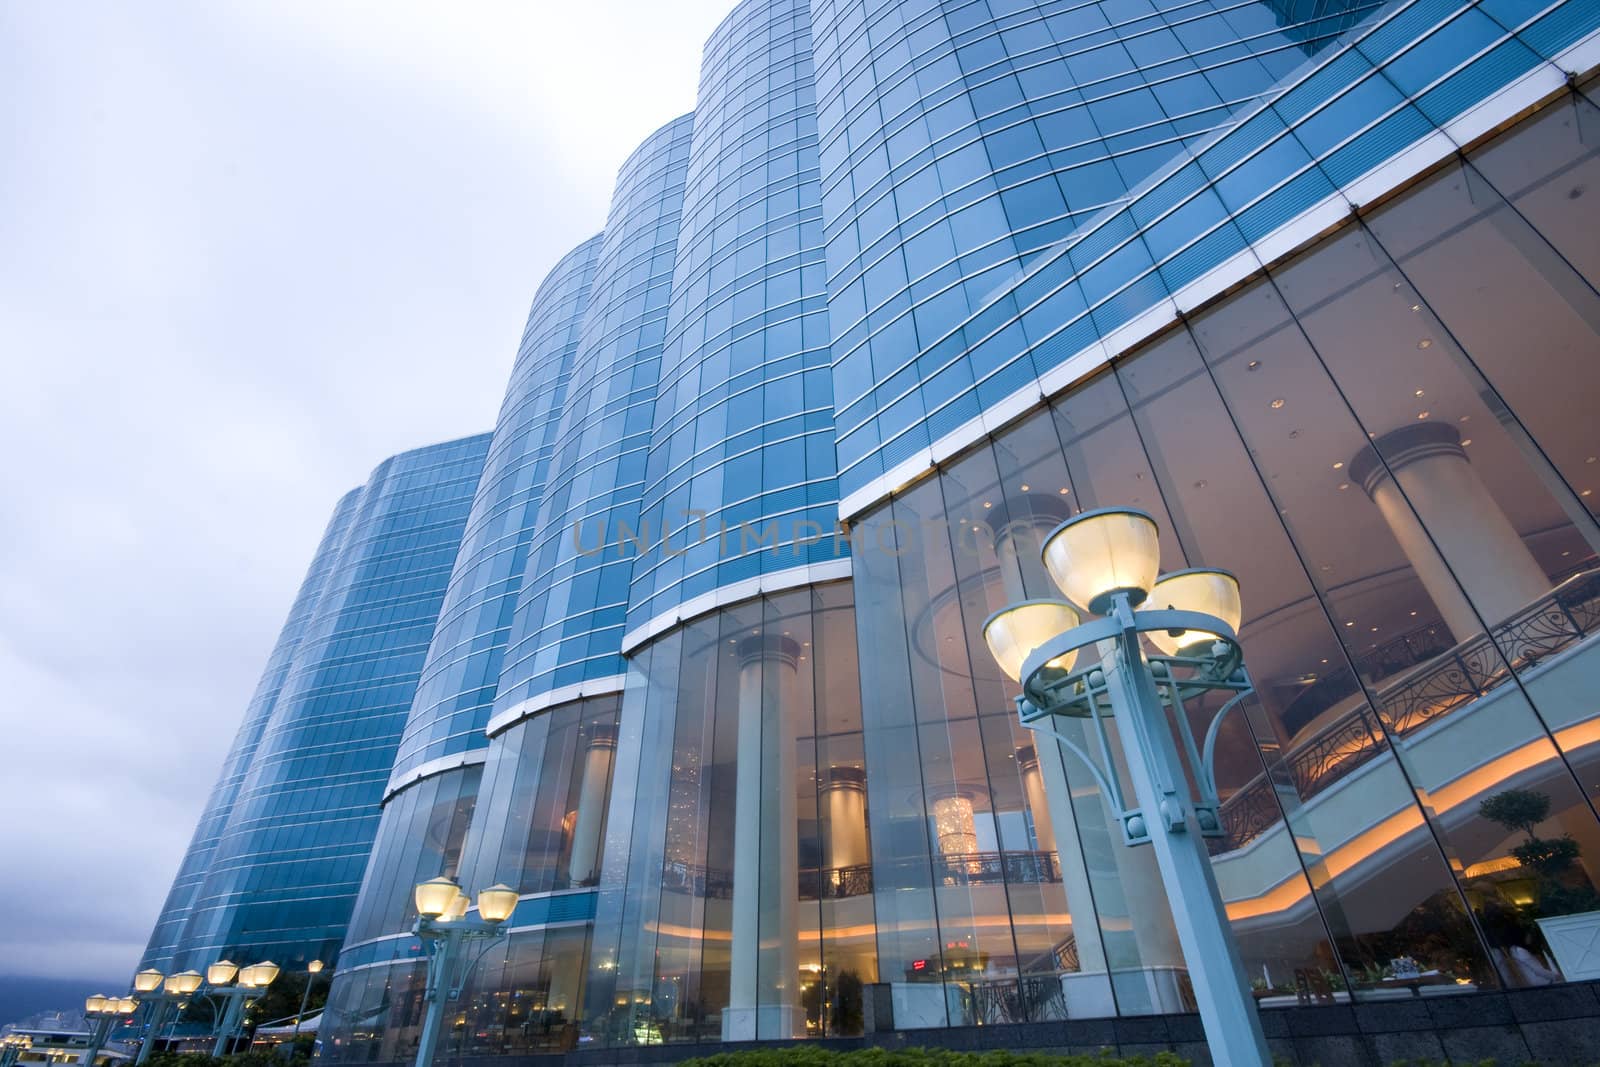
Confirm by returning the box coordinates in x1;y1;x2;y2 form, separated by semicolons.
1461;438;1472;446
1338;482;1350;490
1247;360;1261;370
1321;658;1329;664
1410;610;1418;616
1414;389;1424;397
1332;462;1344;470
1270;398;1286;409
1020;484;1030;491
1587;457;1596;464
982;501;992;508
1410;304;1421;312
1585;490;1594;497
1417;411;1430;419
1345;621;1355;627
1418;339;1432;349
1319;564;1332;571
1058;487;1069;494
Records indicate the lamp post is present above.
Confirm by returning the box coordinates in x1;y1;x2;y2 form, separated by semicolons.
81;994;135;1067
981;506;1272;1067
1;1034;33;1067
130;970;203;1065
292;960;324;1039
410;877;518;1067
205;959;280;1056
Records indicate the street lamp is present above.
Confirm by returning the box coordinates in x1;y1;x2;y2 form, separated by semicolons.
292;960;325;1039
82;993;131;1067
205;959;278;1056
128;971;202;1067
410;878;517;1067
982;506;1272;1066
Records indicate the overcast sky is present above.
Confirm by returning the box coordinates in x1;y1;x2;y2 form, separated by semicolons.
0;1;731;986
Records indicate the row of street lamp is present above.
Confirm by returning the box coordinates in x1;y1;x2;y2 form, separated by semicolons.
67;957;323;1067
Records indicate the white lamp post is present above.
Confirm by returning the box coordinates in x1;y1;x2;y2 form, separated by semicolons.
410;878;517;1067
292;960;324;1039
205;959;278;1056
982;506;1271;1066
129;970;202;1066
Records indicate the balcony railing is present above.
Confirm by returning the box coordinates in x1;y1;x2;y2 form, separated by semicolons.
657;849;1064;900
1219;567;1600;850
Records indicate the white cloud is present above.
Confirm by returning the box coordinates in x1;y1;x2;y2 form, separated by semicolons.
0;0;729;986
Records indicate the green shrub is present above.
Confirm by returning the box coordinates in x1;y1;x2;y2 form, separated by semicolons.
677;1048;1189;1067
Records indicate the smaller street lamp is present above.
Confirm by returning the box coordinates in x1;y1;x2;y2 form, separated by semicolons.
410;878;518;1067
205;959;278;1056
82;993;130;1067
982;506;1271;1066
292;960;325;1039
129;971;202;1066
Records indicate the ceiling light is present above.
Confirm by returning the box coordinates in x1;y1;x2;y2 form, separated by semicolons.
1332;462;1343;470
1414;389;1424;397
1270;398;1286;409
1417;411;1430;419
1418;339;1432;349
1020;484;1030;491
1247;360;1260;370
1461;439;1472;446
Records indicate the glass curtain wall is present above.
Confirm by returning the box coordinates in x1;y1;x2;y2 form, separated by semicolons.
585;584;875;1045
852;85;1600;1012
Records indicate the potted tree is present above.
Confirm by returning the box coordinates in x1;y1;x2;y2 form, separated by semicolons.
1479;788;1600;981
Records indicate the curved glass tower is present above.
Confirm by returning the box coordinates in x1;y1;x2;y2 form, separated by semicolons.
139;489;365;975
144;435;490;973
150;0;1600;1060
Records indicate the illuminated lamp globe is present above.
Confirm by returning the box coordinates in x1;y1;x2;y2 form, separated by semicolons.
982;600;1081;682
414;876;460;919
440;889;471;923
172;971;204;996
307;960;324;975
1041;508;1161;614
476;884;519;924
246;961;279;988
133;969;163;994
85;995;109;1015
206;960;238;986
116;997;138;1015
1139;569;1243;656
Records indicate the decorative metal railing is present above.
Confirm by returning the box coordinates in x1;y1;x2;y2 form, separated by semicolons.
1219;568;1600;850
658;849;1063;900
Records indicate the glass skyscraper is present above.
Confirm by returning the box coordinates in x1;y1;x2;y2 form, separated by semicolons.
139;436;491;974
141;0;1600;1062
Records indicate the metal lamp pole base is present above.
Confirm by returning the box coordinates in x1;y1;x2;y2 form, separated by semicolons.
1101;614;1272;1066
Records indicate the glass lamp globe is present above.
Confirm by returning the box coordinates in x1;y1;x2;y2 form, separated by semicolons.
476;884;519;924
248;961;280;988
307;960;324;975
85;995;109;1015
162;977;182;996
440;890;471;923
1041;507;1160;614
172;971;204;996
116;997;138;1014
1140;569;1242;656
133;969;164;994
982;600;1081;682
207;960;239;986
414;876;461;919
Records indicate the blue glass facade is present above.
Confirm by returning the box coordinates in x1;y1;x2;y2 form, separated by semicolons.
139;489;365;975
491;115;694;719
627;0;842;641
142;2;1600;1061
143;436;490;972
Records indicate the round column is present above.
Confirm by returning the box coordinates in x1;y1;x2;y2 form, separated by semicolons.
822;766;870;870
567;723;617;886
725;633;805;1040
1350;423;1549;641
